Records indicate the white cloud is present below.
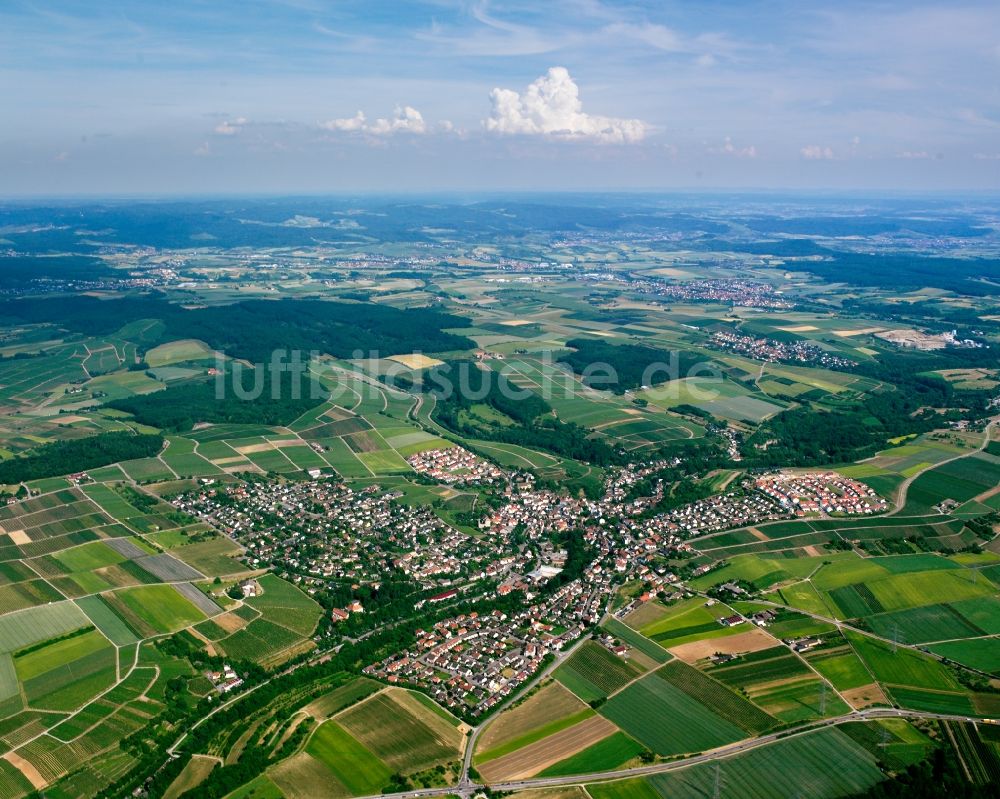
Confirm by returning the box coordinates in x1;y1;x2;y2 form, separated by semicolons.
897;150;930;159
973;152;1000;160
321;106;427;136
193;141;211;157
711;136;756;158
800;144;834;159
214;117;247;136
484;67;647;144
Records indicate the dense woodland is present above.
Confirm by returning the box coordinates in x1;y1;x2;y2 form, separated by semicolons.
0;295;473;362
561;337;705;393
107;370;325;431
0;432;163;482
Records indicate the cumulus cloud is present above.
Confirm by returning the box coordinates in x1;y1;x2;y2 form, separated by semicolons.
214;117;247;136
801;144;834;160
321;106;427;136
484;67;647;144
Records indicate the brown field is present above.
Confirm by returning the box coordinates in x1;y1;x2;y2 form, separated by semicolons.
499;320;535;327
270;752;348;799
748;527;770;542
387;354;445;369
386;688;467;747
477;681;588;754
478;715;617;782
272;439;308;449
235;442;275;454
670;628;778;662
511;789;590;799
259;638;315;670
834;327;884;337
3;752;49;791
623;600;669;629
3;751;47;790
778;325;818;332
842;683;888;710
212;611;250;633
7;530;30;545
163;755;218;799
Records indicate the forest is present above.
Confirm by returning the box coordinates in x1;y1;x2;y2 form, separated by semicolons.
0;295;473;362
560;338;704;393
0;431;164;482
107;370;325;431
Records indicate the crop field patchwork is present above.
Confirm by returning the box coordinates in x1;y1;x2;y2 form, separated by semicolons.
655;660;776;735
476;681;589;758
304;720;391;796
478;715;618;782
588;727;884;799
554;641;642;702
337;690;463;774
599;669;746;756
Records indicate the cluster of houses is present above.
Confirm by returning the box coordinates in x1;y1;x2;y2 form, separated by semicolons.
364;564;612;716
754;472;887;515
170;477;502;591
207;664;243;694
584;273;793;310
171;452;891;714
405;446;504;485
710;331;856;369
658;490;789;535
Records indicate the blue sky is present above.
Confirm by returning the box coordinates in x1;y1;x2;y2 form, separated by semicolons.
2;0;999;195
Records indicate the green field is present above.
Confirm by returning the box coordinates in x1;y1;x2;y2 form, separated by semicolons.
112;585;207;634
554;641;642;702
656;660;776;735
305;720;391;795
929;638;1000;675
845;630;959;690
588;727;884;799
600;669;746;756
538;731;646;777
602;618;672;664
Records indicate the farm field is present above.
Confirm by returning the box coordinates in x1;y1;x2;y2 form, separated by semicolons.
553;641;643;702
599;668;746;756
587;727;884;799
336;689;464;774
475;681;589;760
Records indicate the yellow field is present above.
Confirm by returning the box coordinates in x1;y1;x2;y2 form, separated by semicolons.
145;338;217;366
833;327;883;337
386;353;445;369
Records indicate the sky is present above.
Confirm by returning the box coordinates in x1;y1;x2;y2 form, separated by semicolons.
1;0;999;196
